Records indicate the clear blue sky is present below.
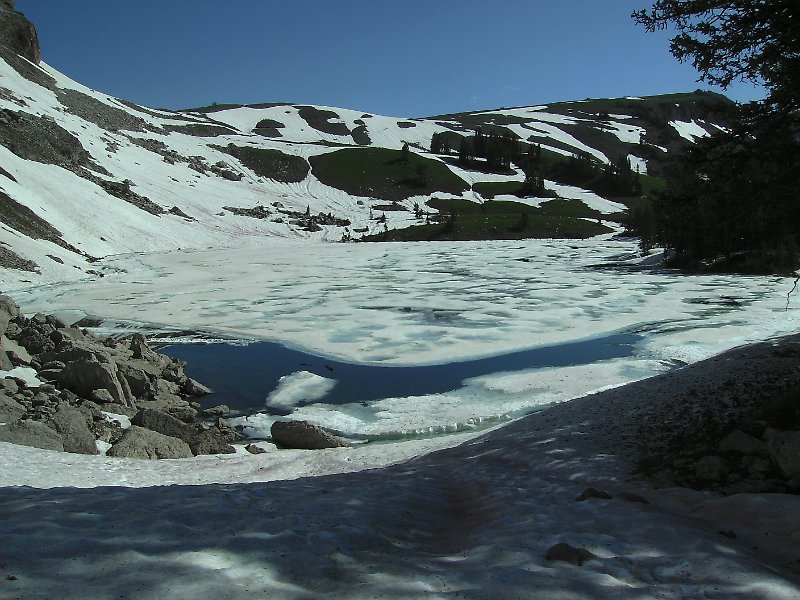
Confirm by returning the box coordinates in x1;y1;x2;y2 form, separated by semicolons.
17;0;764;117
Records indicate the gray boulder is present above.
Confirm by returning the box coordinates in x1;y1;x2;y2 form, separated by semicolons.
0;392;25;423
129;333;168;368
15;326;55;355
118;363;153;399
41;347;97;365
189;429;235;455
693;455;730;483
49;326;85;346
90;388;116;404
0;419;64;451
718;429;767;455
107;425;192;459
48;404;97;455
0;377;19;394
151;377;183;407
765;429;800;479
0;294;20;336
131;407;195;443
57;358;133;406
245;443;267;455
270;420;349;449
165;402;198;423
202;404;230;418
0;346;11;371
1;335;31;365
183;377;211;396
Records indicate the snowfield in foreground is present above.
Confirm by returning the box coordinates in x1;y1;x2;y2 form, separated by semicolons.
2;337;800;599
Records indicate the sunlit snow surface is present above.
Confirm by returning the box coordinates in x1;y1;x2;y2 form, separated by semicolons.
11;237;800;439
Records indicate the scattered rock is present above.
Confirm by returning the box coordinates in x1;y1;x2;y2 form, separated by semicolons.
0;392;25;422
0;294;19;332
693;455;730;483
131;408;195;444
183;377;211;396
2;335;31;365
47;404;97;454
202;404;230;418
618;492;649;504
271;420;349;449
576;487;612;501
0;295;217;459
245;443;267;455
718;429;767;455
57;359;133;407
0;419;64;451
189;429;235;455
165;402;198;423
107;425;192;459
765;429;800;479
545;543;597;566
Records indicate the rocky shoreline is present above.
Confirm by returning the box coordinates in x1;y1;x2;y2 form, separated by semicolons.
0;294;246;458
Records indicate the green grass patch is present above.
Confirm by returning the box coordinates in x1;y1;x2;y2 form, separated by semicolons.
297;106;351;136
215;145;309;183
310;148;469;201
639;174;666;197
537;199;601;219
361;197;611;242
473;181;523;198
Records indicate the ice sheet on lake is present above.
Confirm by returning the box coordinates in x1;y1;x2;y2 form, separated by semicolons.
266;370;337;410
10;237;800;437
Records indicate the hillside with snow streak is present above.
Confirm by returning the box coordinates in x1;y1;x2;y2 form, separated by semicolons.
0;4;733;289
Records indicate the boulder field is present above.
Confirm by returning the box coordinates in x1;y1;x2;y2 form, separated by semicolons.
0;293;245;458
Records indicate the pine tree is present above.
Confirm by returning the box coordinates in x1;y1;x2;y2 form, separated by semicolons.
635;0;800;272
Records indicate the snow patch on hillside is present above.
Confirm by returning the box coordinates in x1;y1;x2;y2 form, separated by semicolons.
670;119;712;141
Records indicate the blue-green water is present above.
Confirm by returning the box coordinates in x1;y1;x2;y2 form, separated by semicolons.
163;333;641;416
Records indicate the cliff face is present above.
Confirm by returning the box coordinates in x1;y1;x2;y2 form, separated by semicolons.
0;0;41;64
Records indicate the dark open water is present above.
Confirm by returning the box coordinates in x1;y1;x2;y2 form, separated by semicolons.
162;333;641;416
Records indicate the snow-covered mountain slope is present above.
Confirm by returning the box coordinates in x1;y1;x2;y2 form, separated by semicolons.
0;4;734;289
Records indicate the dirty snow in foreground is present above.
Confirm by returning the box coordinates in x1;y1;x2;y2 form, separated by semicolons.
2;341;800;599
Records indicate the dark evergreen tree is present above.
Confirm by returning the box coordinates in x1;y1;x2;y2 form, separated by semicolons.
633;1;799;118
415;163;428;188
401;142;410;163
635;0;799;272
430;132;450;154
458;136;473;166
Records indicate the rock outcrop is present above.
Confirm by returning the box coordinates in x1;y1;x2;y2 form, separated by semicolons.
271;419;349;450
0;294;242;458
0;418;63;451
0;0;41;64
106;426;193;460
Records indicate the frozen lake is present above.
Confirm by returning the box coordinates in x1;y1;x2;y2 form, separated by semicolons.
11;236;800;438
